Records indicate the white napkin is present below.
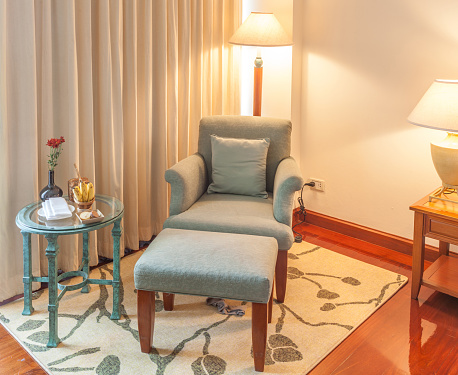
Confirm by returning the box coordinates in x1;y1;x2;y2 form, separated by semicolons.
42;197;72;220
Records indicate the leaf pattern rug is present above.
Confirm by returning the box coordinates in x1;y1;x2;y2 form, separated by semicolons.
0;241;407;374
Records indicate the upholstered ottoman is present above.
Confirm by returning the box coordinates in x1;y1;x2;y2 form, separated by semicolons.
134;228;278;372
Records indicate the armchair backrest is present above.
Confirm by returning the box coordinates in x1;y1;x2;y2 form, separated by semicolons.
198;115;292;193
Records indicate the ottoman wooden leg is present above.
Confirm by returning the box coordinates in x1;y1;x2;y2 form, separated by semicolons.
275;250;288;303
252;302;268;372
137;290;155;353
163;293;175;311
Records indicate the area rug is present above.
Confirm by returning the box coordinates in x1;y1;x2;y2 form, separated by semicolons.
0;241;407;375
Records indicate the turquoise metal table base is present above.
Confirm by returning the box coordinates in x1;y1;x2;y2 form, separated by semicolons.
110;220;122;320
21;231;34;316
16;195;124;348
81;232;91;294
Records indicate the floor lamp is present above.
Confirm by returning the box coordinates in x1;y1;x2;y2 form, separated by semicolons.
229;12;293;116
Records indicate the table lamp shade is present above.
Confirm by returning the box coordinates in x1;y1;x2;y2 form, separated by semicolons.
408;80;458;191
229;12;292;47
408;80;458;132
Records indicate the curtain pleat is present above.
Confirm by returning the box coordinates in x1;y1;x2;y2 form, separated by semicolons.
0;0;41;298
150;1;168;235
122;0;139;249
136;0;153;240
0;0;241;302
190;0;203;152
178;1;191;159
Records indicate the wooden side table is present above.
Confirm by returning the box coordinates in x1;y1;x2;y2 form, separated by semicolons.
410;190;458;299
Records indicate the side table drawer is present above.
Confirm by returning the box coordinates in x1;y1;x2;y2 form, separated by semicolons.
426;215;458;244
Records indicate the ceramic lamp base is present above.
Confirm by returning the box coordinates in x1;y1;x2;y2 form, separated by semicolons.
431;132;458;187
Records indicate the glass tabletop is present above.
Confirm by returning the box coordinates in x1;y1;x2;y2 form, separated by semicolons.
16;194;124;235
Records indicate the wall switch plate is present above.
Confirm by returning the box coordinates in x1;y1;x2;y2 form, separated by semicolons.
310;178;325;191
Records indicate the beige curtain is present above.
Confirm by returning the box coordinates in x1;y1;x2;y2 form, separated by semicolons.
0;0;241;302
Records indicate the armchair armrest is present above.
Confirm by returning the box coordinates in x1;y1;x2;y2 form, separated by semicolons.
165;153;208;216
273;157;304;227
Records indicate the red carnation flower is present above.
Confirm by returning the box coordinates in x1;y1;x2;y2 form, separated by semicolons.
46;136;66;170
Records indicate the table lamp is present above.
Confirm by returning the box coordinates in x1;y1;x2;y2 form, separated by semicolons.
229;12;293;116
408;79;458;198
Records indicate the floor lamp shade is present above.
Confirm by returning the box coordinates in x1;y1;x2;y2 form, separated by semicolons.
229;12;293;116
229;12;292;48
408;80;458;188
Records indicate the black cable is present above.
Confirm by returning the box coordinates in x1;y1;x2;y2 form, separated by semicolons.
293;181;315;243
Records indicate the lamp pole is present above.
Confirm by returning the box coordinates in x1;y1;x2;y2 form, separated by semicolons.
253;47;263;116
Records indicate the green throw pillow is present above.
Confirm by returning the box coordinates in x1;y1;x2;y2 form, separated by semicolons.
207;134;270;198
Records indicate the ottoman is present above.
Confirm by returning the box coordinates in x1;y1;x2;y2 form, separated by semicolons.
134;228;278;372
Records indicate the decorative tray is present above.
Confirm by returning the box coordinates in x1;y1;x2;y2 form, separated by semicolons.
77;209;104;225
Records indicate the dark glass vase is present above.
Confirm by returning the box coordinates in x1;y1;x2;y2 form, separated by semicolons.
40;170;63;201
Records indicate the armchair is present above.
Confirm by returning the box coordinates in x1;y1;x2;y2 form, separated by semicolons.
163;115;303;302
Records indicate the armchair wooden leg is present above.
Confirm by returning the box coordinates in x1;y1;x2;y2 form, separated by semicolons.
268;281;273;324
163;293;175;311
275;250;288;303
137;290;155;353
252;302;268;372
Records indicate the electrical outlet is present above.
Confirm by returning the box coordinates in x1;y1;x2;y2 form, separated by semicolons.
310;178;325;191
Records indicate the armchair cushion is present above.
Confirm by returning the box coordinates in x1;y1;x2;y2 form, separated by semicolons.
207;135;270;198
163;192;294;250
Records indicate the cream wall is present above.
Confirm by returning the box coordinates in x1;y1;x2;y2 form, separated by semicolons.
294;0;458;241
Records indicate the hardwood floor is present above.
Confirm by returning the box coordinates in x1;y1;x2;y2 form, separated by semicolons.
1;222;457;374
0;323;46;374
300;223;458;375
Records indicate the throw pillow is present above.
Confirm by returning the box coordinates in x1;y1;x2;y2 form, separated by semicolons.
207;134;270;198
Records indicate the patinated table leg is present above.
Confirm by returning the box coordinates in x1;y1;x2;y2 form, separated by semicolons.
45;233;61;347
81;232;91;293
110;219;122;320
21;231;34;315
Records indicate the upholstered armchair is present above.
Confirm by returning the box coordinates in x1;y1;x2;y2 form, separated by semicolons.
163;115;303;302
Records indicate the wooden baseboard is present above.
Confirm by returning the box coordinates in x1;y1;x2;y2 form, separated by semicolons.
293;208;440;263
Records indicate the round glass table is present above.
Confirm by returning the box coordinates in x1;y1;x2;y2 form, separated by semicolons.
16;194;124;347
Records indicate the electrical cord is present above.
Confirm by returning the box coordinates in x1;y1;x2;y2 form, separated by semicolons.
292;181;315;243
